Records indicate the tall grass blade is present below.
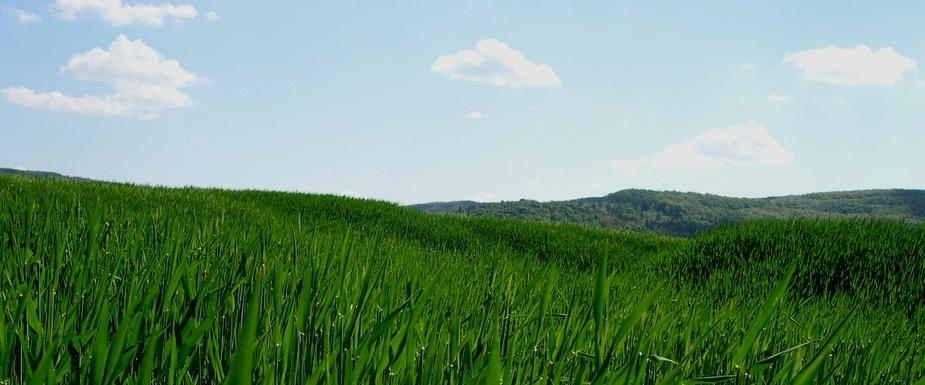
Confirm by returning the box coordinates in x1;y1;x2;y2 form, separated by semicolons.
91;300;109;385
27;339;58;385
682;374;736;384
791;307;856;385
732;264;796;368
225;271;263;385
748;339;818;375
590;284;663;383
592;249;608;367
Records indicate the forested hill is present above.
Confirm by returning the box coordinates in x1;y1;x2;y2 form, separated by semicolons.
0;167;94;182
411;189;925;237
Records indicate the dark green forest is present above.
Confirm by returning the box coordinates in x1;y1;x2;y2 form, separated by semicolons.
412;189;925;237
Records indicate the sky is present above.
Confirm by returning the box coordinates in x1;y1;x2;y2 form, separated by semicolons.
2;1;924;204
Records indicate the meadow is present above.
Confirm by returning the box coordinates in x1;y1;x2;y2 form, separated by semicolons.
1;175;922;384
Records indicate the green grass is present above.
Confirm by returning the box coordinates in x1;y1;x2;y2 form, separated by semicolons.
673;219;925;310
1;175;922;383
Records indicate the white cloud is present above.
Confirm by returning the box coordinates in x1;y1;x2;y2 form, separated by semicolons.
1;35;199;119
767;94;790;103
61;34;200;88
3;7;42;23
432;39;560;87
527;181;539;188
342;190;362;198
608;159;645;178
783;45;916;85
470;191;497;202
467;111;483;118
51;0;197;26
205;11;218;21
651;121;793;167
739;64;755;70
588;182;600;189
14;165;28;171
0;86;191;118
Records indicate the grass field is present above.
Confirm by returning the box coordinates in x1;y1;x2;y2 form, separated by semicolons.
1;175;923;384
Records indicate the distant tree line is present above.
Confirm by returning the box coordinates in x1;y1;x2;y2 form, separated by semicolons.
411;189;925;237
0;168;94;183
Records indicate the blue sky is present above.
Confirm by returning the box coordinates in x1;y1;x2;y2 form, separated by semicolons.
2;1;924;204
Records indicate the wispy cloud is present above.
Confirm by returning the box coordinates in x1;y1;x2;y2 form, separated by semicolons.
1;35;200;119
51;0;197;26
610;122;792;179
767;94;790;103
651;121;793;167
608;159;645;178
739;64;755;70
3;7;41;23
470;191;497;202
432;39;560;87
205;11;219;21
468;111;483;118
783;45;916;85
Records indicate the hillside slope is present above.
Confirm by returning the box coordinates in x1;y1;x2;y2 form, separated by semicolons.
8;167;921;238
411;189;925;237
2;174;923;382
0;167;94;182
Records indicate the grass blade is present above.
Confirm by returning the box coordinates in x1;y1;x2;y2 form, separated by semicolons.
791;307;856;385
748;339;818;375
592;250;609;366
683;374;737;384
225;271;263;385
732;264;796;368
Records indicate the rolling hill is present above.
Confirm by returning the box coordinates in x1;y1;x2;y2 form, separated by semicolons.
0;167;94;182
411;189;925;237
6;166;923;238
